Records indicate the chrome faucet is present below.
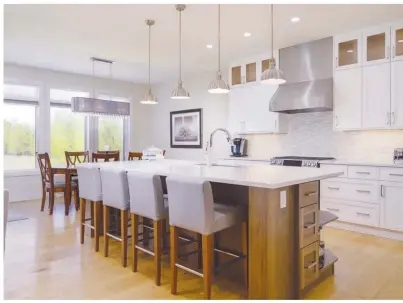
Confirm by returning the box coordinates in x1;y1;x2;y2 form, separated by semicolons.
208;128;232;148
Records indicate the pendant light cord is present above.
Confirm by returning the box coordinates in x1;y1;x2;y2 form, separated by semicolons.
179;8;182;83
218;4;221;73
92;59;95;98
271;4;274;61
148;23;151;90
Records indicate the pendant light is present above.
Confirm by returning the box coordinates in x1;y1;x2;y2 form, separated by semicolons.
261;4;286;85
208;4;230;94
141;19;158;104
171;4;190;99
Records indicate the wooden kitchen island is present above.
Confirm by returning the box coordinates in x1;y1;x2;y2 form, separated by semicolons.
79;159;343;299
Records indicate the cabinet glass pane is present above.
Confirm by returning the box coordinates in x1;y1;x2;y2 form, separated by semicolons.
396;28;403;57
231;66;242;85
338;39;358;66
367;33;386;61
246;62;256;82
262;59;274;72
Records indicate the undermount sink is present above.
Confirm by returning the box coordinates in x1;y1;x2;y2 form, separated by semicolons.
195;163;239;168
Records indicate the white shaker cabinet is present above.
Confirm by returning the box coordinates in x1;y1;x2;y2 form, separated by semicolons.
334;32;362;70
334;68;362;130
362;63;391;129
362;25;391;66
228;87;248;133
380;182;403;231
391;60;403;128
391;21;403;62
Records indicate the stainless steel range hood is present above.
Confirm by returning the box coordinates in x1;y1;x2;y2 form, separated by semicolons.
270;36;333;114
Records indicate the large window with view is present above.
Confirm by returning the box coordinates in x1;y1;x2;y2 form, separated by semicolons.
3;84;38;170
50;89;88;165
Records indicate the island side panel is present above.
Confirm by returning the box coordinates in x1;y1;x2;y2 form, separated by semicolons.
248;185;299;300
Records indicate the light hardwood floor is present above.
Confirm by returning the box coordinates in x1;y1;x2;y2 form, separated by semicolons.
4;199;403;300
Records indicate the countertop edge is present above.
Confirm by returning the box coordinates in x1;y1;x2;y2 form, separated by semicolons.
320;160;403;168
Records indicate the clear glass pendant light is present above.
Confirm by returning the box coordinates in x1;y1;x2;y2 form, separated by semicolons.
141;19;158;104
208;4;230;94
171;4;190;99
261;4;286;85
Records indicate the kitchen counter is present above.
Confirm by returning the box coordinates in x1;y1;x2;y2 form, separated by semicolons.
320;159;403;168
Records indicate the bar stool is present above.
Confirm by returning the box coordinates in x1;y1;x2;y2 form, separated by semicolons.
76;165;102;251
166;175;248;300
127;171;168;286
100;167;130;267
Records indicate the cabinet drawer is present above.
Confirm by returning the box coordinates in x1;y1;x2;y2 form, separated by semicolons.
299;181;318;208
320;164;347;178
299;241;320;290
348;165;379;180
321;200;349;222
299;204;320;249
380;167;403;182
321;180;379;203
320;181;347;200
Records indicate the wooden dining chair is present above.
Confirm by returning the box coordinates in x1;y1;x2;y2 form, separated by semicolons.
92;151;120;162
37;153;79;215
128;152;143;160
65;151;90;166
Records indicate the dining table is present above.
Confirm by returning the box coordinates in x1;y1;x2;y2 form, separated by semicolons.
52;165;77;215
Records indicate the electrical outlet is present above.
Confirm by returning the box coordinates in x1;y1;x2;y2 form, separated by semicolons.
280;190;287;208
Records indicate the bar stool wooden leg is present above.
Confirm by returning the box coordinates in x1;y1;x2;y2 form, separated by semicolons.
94;201;100;252
131;213;138;272
143;217;150;248
170;226;178;295
196;233;202;269
162;220;167;250
80;198;86;244
90;201;95;238
154;220;162;286
121;209;128;267
202;234;213;300
241;221;248;289
103;205;109;257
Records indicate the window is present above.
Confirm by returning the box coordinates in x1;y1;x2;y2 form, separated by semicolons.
50;89;88;165
3;84;39;170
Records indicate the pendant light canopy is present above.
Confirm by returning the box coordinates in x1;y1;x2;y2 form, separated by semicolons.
208;4;230;94
141;19;158;104
171;4;190;99
261;4;286;85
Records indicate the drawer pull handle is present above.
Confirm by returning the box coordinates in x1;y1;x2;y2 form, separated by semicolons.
328;187;340;190
303;223;316;229
304;261;318;270
356;212;370;216
389;173;403;177
356;171;370;175
327;208;339;212
356;190;370;194
304;191;317;197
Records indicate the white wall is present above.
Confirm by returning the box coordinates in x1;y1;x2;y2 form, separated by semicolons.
4;63;148;202
137;72;231;161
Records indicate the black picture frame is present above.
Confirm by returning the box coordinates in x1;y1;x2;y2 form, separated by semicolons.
170;108;203;149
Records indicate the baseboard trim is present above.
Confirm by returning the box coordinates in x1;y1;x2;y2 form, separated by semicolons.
327;221;403;241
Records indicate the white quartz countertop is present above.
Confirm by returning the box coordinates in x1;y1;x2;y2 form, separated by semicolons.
219;157;272;162
78;159;343;189
320;159;403;168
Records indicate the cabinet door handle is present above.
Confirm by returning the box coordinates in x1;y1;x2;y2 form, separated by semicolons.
356;212;370;216
335;115;338;127
356;189;370;194
274;119;277;130
356;171;370;175
304;261;318;270
327;208;339;212
387;46;390;59
328;187;340;190
387;112;390;125
392;45;395;58
381;185;384;197
303;223;316;229
390;173;403;177
304;191;317;197
335;56;338;68
392;112;395;125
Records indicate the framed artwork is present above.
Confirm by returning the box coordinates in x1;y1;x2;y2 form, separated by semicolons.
170;108;203;148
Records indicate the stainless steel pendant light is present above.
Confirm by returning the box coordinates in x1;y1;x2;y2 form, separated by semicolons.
141;19;158;104
171;4;190;99
261;4;286;85
208;4;230;94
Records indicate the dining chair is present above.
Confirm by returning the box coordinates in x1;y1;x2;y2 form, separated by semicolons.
92;151;120;162
128;152;143;161
65;151;90;166
37;153;79;215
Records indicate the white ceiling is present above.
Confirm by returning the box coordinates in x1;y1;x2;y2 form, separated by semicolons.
4;4;403;83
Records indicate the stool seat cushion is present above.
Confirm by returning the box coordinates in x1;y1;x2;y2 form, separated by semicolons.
100;167;130;210
76;166;102;202
211;203;246;234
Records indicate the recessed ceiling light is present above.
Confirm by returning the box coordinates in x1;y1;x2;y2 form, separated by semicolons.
291;17;300;23
206;44;213;49
347;49;354;53
244;32;251;37
398;39;403;43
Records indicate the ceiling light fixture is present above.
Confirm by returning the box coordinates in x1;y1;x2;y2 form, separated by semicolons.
208;4;230;94
206;44;213;49
140;19;158;105
261;4;286;85
291;17;300;23
171;4;190;100
244;32;251;37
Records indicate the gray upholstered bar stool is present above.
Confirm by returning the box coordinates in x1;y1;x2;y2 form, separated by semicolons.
166;175;248;300
76;165;103;251
100;167;130;267
127;171;168;286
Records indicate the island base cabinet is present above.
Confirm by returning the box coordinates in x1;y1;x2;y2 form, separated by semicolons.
380;182;403;231
299;241;320;290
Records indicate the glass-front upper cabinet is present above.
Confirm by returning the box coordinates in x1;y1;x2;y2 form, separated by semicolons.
334;32;361;70
231;65;243;86
363;25;391;65
245;62;256;83
392;21;403;61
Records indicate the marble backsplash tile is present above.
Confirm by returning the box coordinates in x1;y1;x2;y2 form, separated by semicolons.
246;112;403;162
